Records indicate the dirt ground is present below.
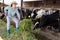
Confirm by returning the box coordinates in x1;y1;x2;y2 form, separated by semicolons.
35;29;60;40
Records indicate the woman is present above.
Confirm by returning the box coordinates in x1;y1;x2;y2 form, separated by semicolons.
4;1;20;35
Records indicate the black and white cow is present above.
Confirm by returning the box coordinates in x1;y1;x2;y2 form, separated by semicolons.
31;9;46;24
18;8;32;19
25;9;32;19
32;9;60;32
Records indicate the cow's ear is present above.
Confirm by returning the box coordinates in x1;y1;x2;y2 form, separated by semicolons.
11;4;12;7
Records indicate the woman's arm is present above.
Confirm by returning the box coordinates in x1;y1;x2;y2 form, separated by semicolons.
16;8;20;20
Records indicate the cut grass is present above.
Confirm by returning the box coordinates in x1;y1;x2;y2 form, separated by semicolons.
0;19;38;40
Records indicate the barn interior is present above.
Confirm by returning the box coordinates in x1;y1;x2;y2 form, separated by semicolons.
0;0;60;40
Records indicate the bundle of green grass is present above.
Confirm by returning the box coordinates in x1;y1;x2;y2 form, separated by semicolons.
0;19;38;40
19;19;33;31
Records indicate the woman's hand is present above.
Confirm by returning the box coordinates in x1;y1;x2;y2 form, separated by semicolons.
5;13;8;16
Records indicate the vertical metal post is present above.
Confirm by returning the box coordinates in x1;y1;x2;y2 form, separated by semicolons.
3;0;4;12
21;0;23;19
21;0;23;8
44;0;46;7
53;0;56;4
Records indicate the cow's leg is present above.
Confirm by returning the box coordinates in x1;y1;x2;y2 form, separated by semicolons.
52;21;59;32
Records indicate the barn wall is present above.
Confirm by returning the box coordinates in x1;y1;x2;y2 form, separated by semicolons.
23;0;60;9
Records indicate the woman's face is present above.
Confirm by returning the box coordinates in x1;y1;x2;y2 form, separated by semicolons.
12;4;16;8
